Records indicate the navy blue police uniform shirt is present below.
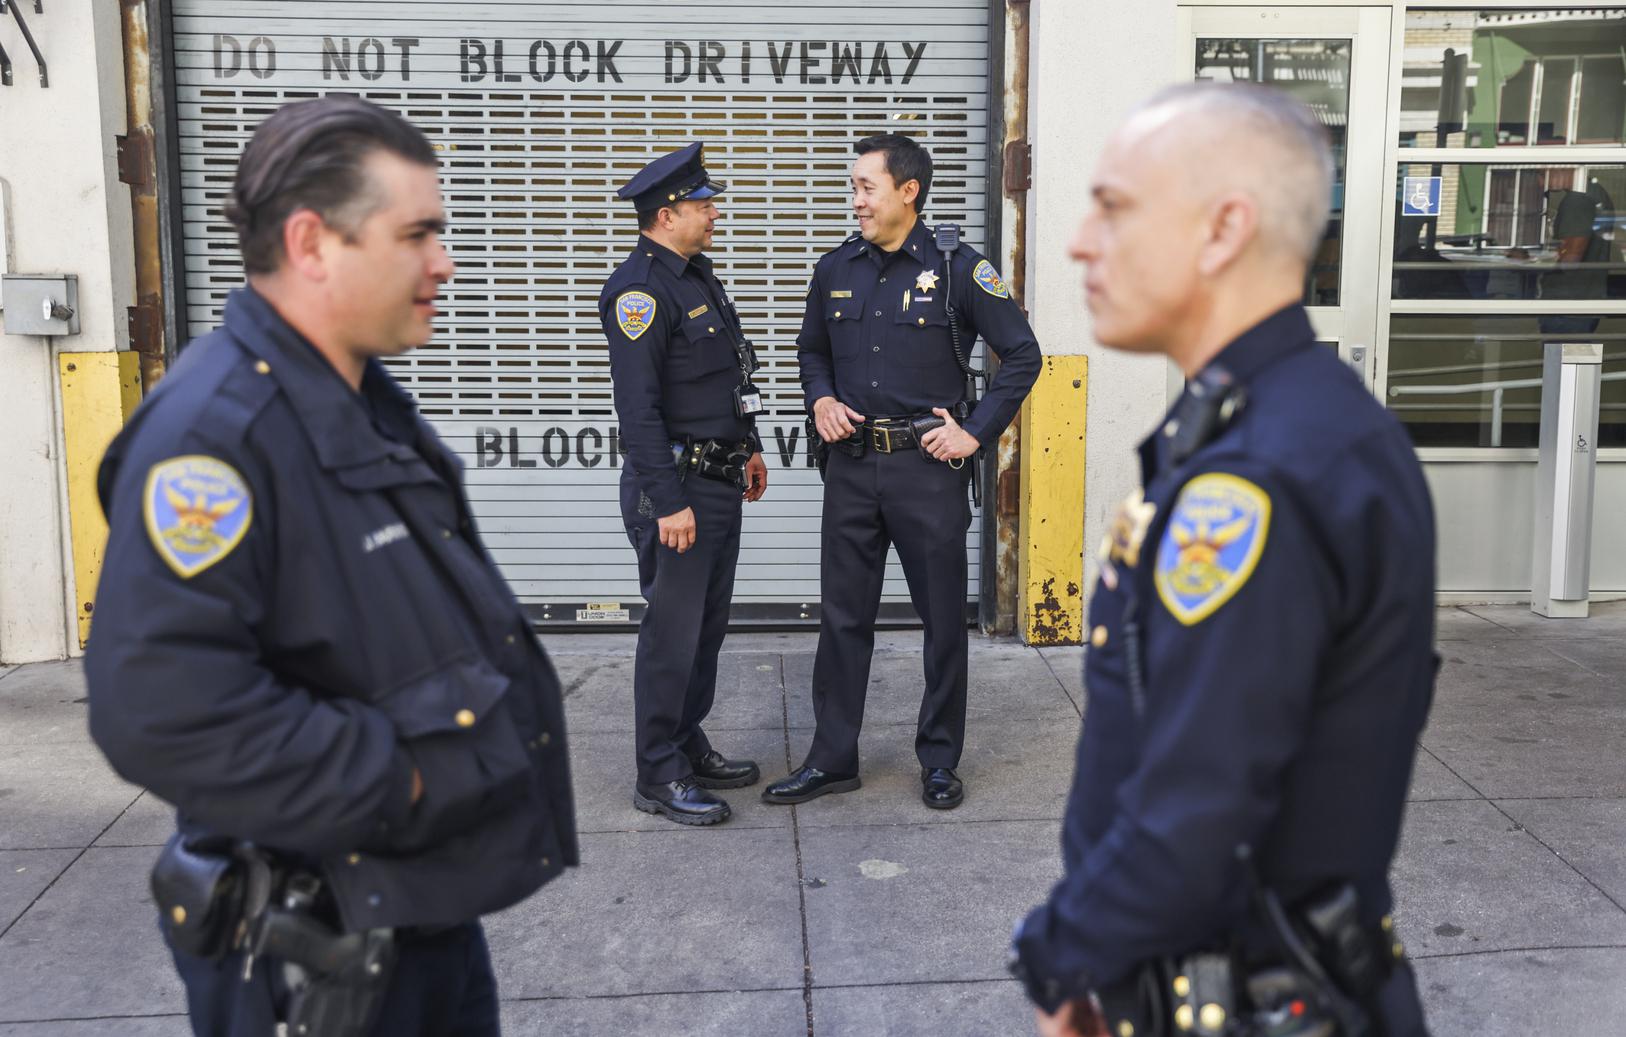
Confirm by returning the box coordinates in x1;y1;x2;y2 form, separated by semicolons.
796;219;1041;442
85;286;578;933
600;236;755;518
1015;305;1437;1006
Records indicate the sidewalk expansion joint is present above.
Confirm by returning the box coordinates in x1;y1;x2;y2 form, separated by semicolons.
1035;649;1082;718
0;791;144;943
780;653;817;1037
501;985;805;1003
1410;943;1626;961
1420;746;1626;919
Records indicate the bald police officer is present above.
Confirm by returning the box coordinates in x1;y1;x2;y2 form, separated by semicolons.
601;143;769;827
763;134;1041;810
1009;84;1434;1037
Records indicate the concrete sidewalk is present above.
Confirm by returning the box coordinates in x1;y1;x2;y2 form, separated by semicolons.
1;605;1624;1035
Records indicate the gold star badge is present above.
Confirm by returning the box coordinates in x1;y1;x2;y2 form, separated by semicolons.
1101;488;1158;569
915;269;940;293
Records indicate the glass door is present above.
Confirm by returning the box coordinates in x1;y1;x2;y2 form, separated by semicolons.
1180;7;1393;387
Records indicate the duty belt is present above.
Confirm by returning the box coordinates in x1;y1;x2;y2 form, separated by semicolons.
674;436;752;488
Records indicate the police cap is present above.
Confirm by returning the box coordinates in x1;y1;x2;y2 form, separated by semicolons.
617;142;727;213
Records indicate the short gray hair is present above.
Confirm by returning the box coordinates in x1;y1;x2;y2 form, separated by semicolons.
1138;82;1334;266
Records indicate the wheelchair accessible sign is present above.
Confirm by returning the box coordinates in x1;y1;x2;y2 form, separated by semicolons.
1402;176;1443;217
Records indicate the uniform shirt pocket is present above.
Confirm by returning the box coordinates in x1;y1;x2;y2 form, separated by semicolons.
673;313;738;378
892;305;954;369
824;293;867;359
373;656;533;851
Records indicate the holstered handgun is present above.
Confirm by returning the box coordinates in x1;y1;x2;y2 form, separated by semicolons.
805;415;829;480
150;837;397;1037
151;833;247;959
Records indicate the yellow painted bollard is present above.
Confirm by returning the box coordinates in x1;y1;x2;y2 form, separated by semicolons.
1018;355;1087;645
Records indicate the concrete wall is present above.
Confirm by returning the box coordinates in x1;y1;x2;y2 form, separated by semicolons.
1026;0;1179;587
0;4;132;663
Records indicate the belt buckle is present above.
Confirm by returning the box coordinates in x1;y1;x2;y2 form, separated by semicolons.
872;425;895;454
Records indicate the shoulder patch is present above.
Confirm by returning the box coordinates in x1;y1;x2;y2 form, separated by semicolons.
972;259;1010;299
615;291;658;341
1153;473;1270;626
143;455;254;579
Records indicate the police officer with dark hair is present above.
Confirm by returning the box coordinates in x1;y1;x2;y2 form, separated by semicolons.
600;143;769;827
762;133;1041;810
86;95;576;1037
1010;84;1433;1037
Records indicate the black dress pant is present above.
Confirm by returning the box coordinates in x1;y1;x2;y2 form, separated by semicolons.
621;469;744;784
804;446;972;775
169;919;498;1037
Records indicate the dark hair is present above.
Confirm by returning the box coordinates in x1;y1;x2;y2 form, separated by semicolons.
854;133;932;214
227;95;438;275
637;207;661;232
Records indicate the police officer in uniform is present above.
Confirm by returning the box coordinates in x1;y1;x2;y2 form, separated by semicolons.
85;97;576;1036
1009;85;1434;1037
600;143;769;827
762;134;1041;810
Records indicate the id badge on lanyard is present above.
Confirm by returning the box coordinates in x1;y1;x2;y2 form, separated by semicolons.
734;381;765;418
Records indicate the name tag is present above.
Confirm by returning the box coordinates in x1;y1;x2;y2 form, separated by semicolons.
829;290;853;299
688;304;709;319
363;522;410;553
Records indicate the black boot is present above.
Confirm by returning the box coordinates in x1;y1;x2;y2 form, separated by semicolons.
689;750;761;789
921;767;964;810
761;765;861;805
633;778;731;826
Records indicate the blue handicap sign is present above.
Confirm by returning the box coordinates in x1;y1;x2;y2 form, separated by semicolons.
1402;176;1442;217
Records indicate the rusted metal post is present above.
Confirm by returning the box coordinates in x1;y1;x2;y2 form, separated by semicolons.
991;0;1032;635
119;0;167;392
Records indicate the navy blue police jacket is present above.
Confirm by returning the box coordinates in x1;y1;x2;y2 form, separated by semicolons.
86;286;578;933
1014;305;1437;1007
796;218;1040;443
599;236;758;518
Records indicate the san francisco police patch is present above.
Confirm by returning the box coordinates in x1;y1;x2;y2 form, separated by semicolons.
1153;473;1271;626
143;455;253;579
615;291;657;341
972;259;1010;299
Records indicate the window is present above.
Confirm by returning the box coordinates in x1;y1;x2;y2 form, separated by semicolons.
1392;9;1626;451
1392;163;1623;302
1386;315;1626;448
1399;10;1626;148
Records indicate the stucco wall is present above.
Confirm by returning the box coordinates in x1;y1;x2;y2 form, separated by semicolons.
1027;0;1179;587
0;3;132;662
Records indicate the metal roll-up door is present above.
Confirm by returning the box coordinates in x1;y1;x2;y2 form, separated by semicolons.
169;1;994;626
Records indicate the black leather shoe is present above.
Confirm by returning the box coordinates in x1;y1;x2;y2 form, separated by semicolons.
761;766;861;805
632;779;731;826
921;767;964;810
689;750;761;790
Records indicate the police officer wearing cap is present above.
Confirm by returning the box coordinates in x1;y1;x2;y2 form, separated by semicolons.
762;133;1041;811
600;143;769;827
1009;85;1434;1037
85;97;575;1036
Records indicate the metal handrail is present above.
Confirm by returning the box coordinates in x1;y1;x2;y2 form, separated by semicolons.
0;0;46;87
1388;370;1626;446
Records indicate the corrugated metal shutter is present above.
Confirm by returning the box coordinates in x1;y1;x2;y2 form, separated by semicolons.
170;1;993;624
